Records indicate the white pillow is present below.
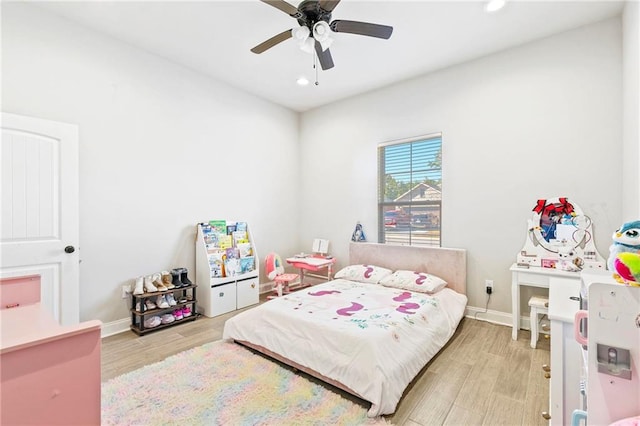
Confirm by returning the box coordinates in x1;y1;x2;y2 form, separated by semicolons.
379;270;448;294
334;264;392;284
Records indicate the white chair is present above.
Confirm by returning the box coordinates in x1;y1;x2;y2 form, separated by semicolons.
529;296;549;348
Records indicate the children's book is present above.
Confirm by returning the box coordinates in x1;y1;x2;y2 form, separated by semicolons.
225;256;241;277
208;251;224;278
240;256;255;273
237;242;252;258
225;247;239;260
236;222;247;232
209;220;227;235
218;234;233;249
233;230;248;245
226;223;237;235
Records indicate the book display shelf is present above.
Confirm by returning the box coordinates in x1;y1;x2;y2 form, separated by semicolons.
195;220;259;317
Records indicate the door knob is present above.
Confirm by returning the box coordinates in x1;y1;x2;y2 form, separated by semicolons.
64;245;75;254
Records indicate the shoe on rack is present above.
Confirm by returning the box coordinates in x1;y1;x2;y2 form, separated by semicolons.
181;306;192;318
152;273;168;291
135;301;141;312
144;275;158;292
156;295;170;309
133;276;144;295
161;313;175;325
166;293;177;306
171;269;184;288
144;299;157;310
143;316;161;328
173;309;183;320
161;271;175;289
179;268;194;286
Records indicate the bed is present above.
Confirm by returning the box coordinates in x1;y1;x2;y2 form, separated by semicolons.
222;242;467;417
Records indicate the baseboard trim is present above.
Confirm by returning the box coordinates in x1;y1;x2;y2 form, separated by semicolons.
465;305;538;331
101;318;131;338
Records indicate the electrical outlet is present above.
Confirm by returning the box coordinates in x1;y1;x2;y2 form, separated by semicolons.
485;279;493;295
121;284;131;299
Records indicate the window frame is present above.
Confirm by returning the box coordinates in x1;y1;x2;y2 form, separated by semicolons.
377;132;442;247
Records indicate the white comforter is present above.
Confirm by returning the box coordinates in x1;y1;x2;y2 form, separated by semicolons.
222;279;467;416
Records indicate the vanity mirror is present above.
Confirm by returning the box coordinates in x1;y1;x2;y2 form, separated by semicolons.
517;197;605;270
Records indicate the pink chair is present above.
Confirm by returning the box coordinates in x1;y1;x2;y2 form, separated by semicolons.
264;253;299;298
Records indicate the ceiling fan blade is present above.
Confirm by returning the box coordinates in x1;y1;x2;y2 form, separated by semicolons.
318;0;341;12
315;40;334;70
251;29;293;54
260;0;302;18
330;20;393;39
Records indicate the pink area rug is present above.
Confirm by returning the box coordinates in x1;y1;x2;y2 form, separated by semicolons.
102;340;390;425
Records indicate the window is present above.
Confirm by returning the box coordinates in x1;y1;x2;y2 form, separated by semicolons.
378;133;442;246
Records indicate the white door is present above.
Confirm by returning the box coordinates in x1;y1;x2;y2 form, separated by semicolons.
1;112;80;325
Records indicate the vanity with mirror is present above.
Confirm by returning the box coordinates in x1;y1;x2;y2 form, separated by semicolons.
517;197;605;271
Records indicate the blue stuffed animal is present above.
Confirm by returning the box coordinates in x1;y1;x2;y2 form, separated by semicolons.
608;220;640;271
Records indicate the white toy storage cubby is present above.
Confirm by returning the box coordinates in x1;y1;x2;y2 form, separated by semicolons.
195;221;259;317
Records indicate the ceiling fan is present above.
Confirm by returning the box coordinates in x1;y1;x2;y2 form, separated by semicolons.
251;0;393;71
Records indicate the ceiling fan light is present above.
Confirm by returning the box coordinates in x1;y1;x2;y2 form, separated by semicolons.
313;21;332;43
292;25;310;42
300;37;315;53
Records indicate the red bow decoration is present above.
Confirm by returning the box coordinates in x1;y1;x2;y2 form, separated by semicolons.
533;199;546;214
558;197;574;215
532;198;575;216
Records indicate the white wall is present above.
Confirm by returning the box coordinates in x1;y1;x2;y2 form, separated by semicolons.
2;4;628;326
1;3;300;324
299;18;623;315
623;1;640;220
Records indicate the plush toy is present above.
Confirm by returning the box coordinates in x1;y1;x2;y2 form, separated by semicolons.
557;246;582;272
612;252;640;287
607;220;640;271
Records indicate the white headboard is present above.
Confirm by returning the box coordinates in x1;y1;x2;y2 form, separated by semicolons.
349;242;467;295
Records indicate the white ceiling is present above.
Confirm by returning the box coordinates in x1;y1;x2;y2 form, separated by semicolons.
34;0;624;112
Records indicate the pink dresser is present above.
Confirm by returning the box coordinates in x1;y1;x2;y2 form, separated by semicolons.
0;275;102;425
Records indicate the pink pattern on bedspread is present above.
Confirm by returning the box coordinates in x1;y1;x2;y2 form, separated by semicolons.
308;290;341;296
396;302;420;314
336;302;364;316
392;291;412;302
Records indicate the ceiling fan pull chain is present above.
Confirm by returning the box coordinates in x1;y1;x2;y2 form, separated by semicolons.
314;53;319;86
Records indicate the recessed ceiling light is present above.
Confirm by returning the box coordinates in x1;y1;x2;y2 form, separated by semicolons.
296;77;309;86
485;0;506;13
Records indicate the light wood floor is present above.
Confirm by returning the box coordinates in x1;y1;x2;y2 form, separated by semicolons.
102;308;550;426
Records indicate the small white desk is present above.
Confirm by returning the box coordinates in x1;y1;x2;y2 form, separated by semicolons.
510;263;581;340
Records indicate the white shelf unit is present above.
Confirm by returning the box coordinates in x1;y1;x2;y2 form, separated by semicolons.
577;272;640;425
195;221;259;318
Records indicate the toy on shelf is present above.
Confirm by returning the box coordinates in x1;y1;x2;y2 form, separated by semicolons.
557;245;583;272
607;220;640;271
612;252;640;287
